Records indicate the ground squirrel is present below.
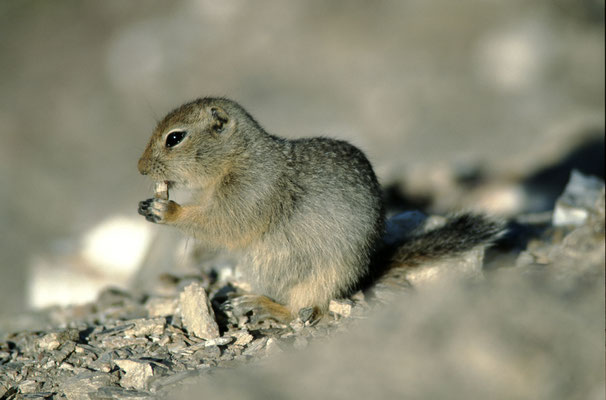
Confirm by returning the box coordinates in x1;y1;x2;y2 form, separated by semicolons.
138;97;503;322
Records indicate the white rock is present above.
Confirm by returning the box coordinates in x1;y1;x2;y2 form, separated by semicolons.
37;333;62;351
179;283;220;340
205;337;233;347
553;170;605;227
154;181;169;200
114;359;154;391
329;299;354;318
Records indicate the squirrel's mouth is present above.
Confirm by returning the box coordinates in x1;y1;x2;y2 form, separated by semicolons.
165;180;182;191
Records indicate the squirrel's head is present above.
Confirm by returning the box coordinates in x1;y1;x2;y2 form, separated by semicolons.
138;97;257;189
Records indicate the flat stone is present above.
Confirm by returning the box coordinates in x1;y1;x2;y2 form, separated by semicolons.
100;336;149;349
61;372;116;400
230;330;254;347
114;359;154;391
58;362;75;371
89;360;112;373
178;283;220;340
55;341;77;365
243;338;268;356
18;379;40;394
123;318;166;337
192;345;221;362
166;339;189;355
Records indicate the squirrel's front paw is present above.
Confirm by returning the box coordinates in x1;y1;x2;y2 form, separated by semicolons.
138;198;180;224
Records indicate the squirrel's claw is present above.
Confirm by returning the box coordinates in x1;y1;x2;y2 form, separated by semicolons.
138;198;176;224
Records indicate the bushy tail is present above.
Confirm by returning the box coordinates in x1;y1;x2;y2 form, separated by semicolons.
366;213;505;291
390;213;505;267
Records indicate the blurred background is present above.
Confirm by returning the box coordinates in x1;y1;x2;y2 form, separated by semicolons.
0;0;604;316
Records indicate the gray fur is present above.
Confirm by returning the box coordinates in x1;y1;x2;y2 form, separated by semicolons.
138;98;383;311
390;213;505;266
138;97;503;314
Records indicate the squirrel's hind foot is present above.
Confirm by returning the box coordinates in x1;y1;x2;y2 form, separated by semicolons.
224;294;295;324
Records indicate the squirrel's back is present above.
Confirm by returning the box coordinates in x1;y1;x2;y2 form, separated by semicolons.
244;135;385;310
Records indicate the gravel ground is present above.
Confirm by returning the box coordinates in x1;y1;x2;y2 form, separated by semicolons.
0;172;603;399
1;0;604;314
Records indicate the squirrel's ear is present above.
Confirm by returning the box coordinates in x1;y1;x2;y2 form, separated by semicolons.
209;106;230;134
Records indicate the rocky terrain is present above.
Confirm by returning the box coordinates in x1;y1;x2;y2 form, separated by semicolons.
0;171;603;400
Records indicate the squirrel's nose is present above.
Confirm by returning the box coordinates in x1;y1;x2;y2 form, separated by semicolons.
138;158;149;175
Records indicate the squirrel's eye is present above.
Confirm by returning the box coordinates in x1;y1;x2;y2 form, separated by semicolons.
165;131;187;148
